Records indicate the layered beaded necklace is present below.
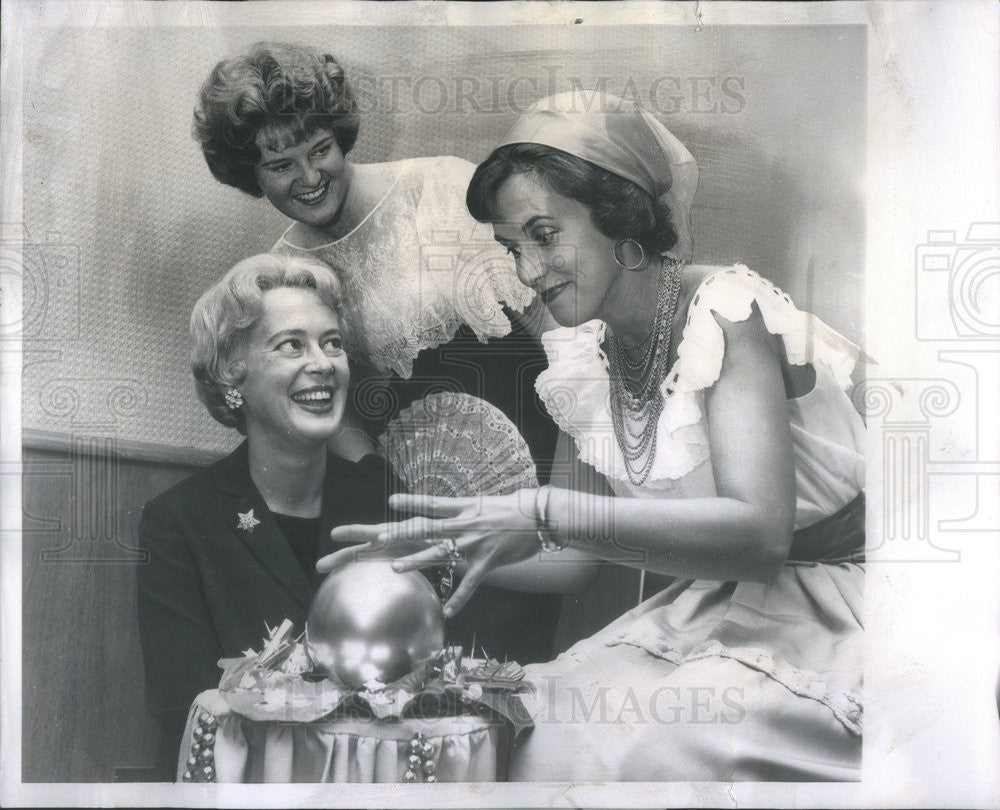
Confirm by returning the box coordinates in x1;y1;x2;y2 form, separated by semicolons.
606;256;683;485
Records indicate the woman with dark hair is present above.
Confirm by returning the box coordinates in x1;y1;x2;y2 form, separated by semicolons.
137;253;396;777
193;42;572;665
322;91;866;781
193;41;551;455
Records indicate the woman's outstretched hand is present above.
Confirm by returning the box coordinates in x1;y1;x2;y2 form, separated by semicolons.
317;490;543;617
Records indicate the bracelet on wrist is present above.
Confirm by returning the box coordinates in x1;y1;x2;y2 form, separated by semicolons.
534;485;567;552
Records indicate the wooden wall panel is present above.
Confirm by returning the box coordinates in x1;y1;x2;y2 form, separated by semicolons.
21;445;202;782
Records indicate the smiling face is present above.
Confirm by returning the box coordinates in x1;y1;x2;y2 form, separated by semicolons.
238;286;349;451
491;172;622;326
254;128;353;229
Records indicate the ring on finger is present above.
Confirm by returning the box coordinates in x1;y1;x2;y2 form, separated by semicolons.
438;537;460;561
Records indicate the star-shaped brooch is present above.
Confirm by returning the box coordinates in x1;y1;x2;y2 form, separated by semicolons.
237;509;261;533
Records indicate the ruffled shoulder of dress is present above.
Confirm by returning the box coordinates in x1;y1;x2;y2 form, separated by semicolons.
534;265;862;487
535;320;708;486
535;321;613;448
670;265;861;395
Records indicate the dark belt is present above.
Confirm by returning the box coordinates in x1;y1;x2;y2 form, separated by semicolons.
788;491;865;564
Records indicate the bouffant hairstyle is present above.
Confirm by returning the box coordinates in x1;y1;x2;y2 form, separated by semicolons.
190;253;347;433
193;41;360;197
467;143;678;256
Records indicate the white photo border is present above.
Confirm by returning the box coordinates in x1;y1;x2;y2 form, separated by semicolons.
2;1;999;807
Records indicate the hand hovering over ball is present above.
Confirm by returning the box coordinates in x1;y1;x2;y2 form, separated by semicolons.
318;489;573;617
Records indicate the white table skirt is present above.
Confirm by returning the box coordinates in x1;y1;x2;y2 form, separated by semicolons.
177;689;510;783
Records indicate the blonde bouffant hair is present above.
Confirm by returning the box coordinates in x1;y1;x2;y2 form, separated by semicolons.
189;253;347;433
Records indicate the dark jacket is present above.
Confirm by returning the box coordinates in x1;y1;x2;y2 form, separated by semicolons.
137;439;562;776
136;442;394;773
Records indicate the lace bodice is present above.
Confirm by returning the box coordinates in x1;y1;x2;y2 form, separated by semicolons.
273;156;534;378
535;265;866;528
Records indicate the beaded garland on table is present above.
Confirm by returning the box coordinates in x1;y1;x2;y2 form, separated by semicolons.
182;710;218;783
606;256;683;486
210;623;530;783
404;732;438;782
180;710;440;784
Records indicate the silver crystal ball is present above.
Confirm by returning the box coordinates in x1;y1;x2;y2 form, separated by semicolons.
305;560;445;687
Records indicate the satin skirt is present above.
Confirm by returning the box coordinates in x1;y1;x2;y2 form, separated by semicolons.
510;558;864;782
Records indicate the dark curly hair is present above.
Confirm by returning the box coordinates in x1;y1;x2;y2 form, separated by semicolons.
193;42;360;197
467;143;678;256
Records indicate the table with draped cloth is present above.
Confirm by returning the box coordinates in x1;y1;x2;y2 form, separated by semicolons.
177;689;512;783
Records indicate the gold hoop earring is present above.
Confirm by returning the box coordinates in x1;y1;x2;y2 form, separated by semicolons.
613;238;646;271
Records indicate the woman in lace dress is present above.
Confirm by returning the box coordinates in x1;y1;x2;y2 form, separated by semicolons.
321;91;866;780
193;42;566;664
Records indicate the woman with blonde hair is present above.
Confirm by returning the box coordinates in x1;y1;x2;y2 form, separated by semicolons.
137;253;394;777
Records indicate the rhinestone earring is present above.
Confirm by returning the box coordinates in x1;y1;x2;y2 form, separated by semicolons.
224;387;244;410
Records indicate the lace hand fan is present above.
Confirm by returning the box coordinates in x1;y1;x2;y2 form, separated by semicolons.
377;392;539;497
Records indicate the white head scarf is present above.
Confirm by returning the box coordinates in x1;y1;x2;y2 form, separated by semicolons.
498;90;699;261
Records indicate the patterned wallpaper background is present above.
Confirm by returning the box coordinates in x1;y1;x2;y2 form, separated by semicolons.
19;24;865;455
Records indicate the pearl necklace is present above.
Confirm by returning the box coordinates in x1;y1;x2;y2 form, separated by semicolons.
606;256;683;485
